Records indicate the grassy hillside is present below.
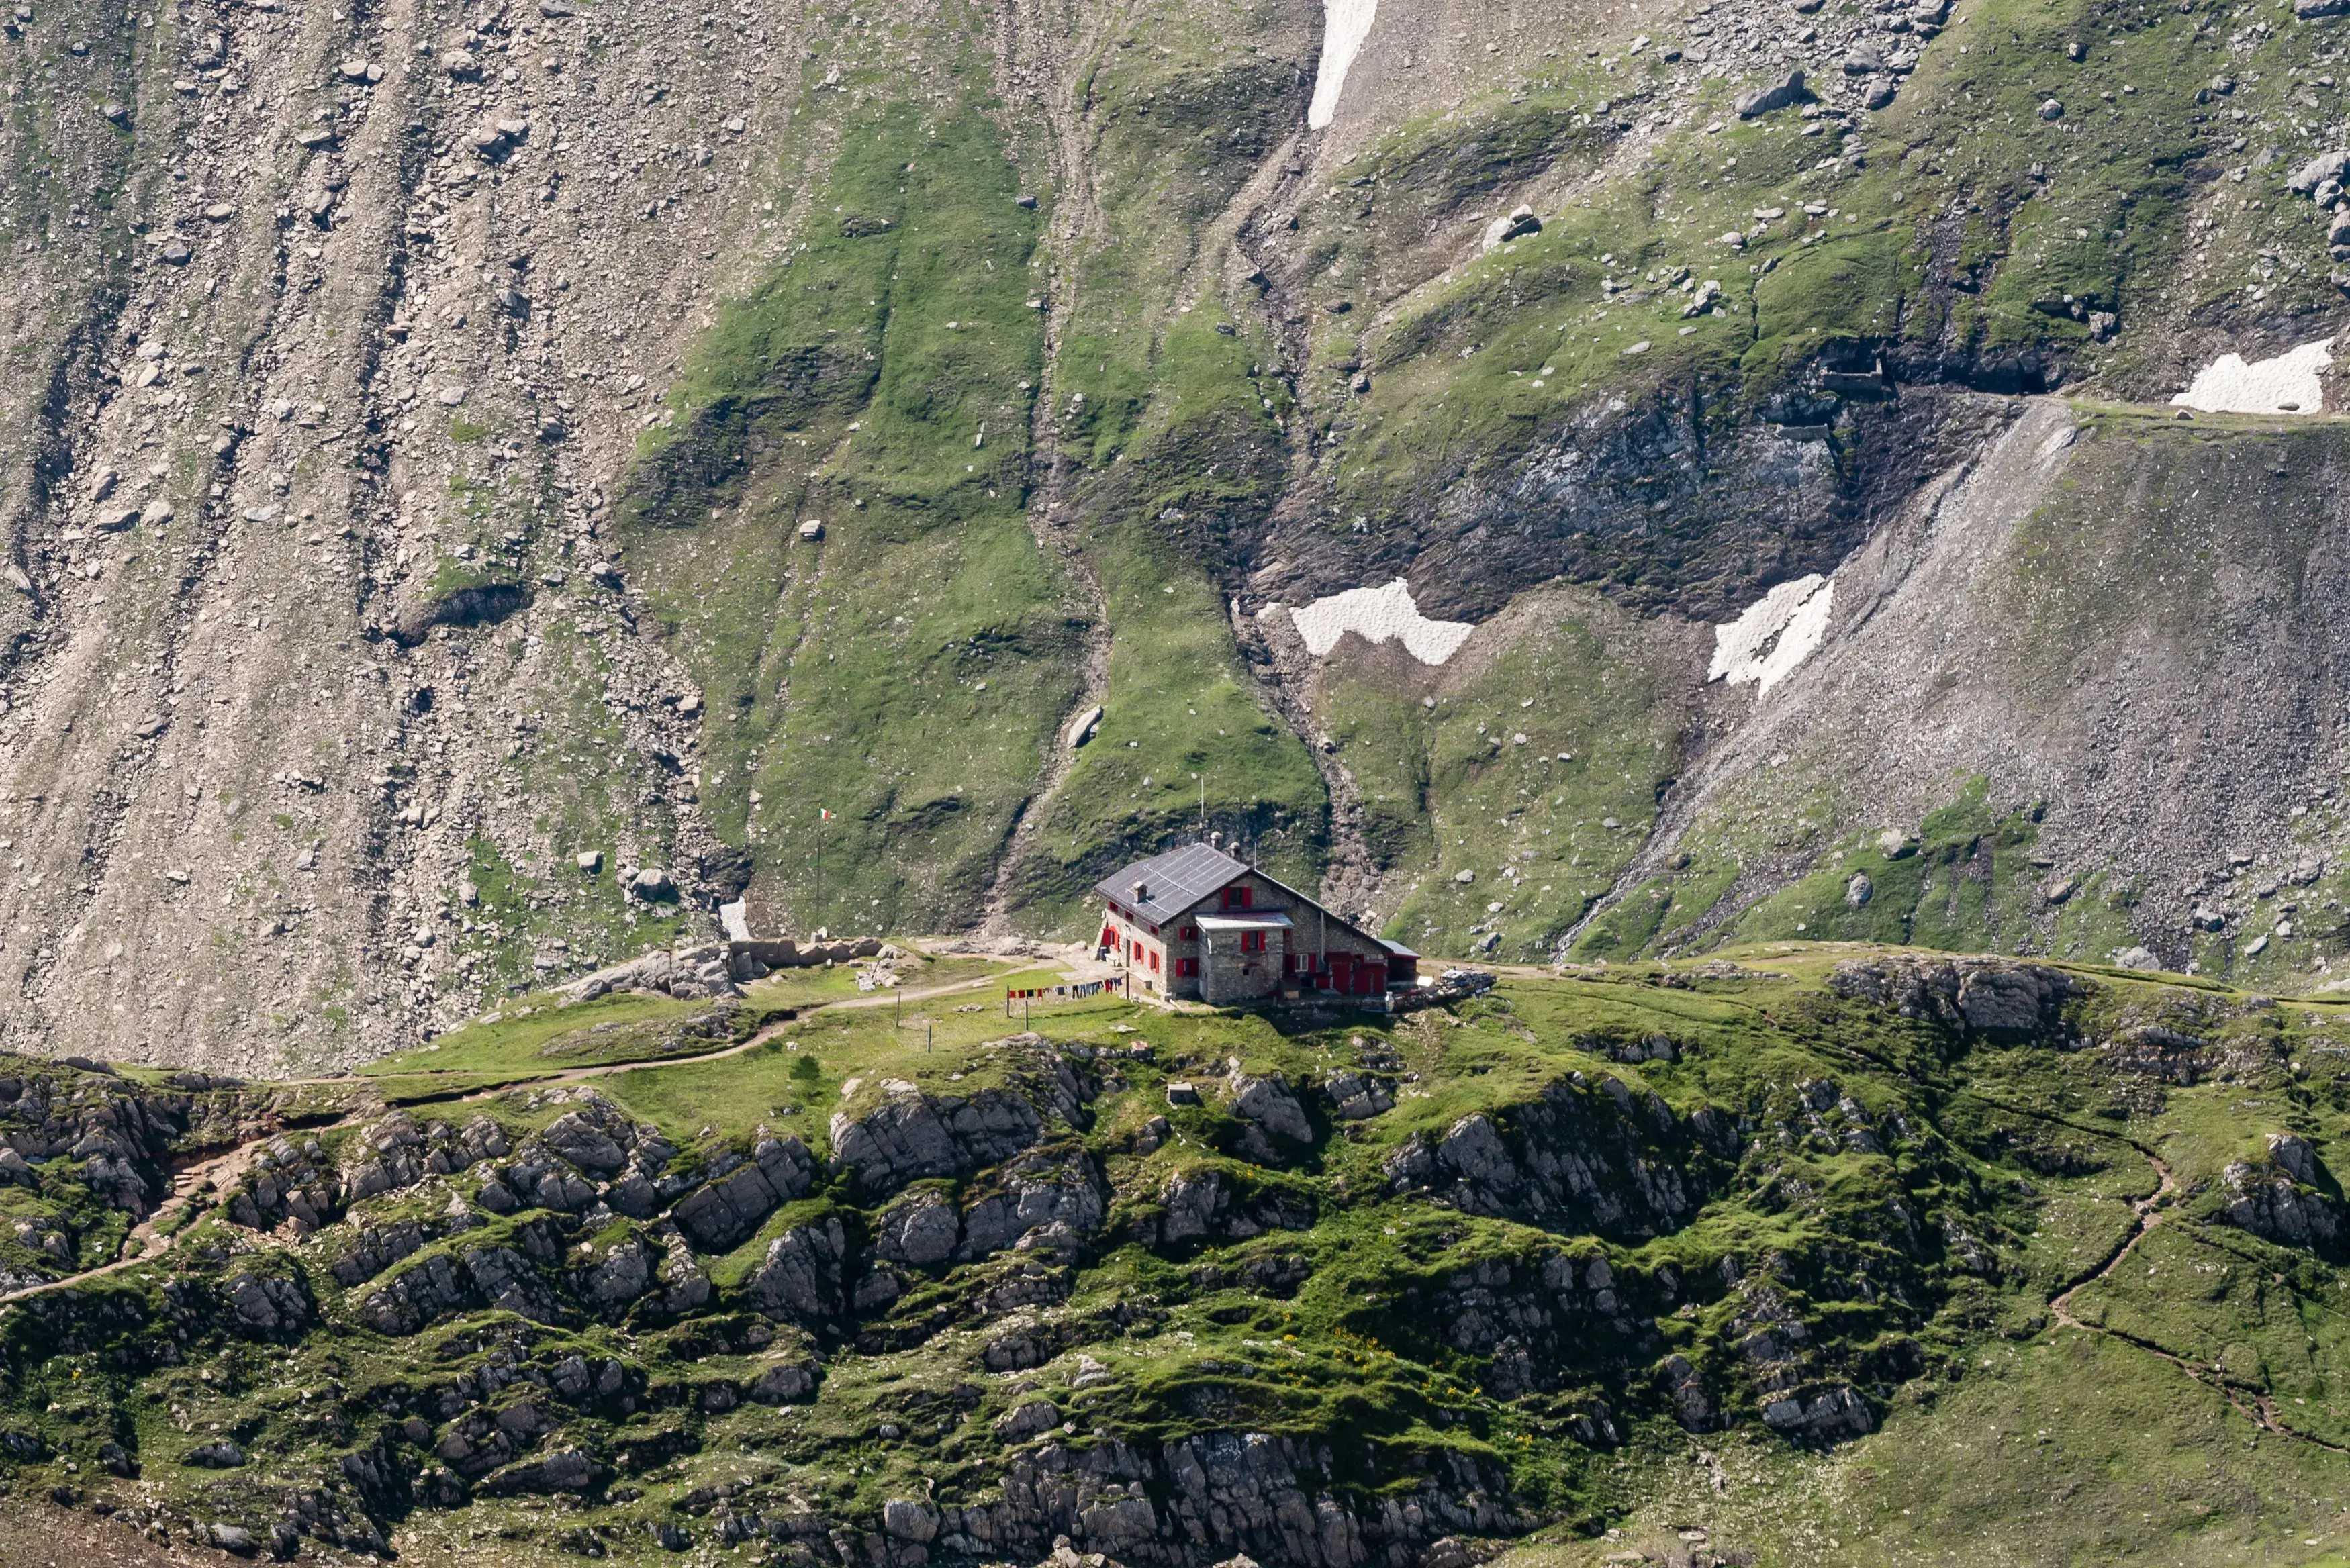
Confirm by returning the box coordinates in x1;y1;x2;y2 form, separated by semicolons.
616;12;1082;936
1314;592;1699;962
9;947;2350;1564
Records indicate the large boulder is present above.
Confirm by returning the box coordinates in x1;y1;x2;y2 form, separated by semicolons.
1382;1076;1734;1240
956;1155;1109;1259
2220;1134;2343;1249
1225;1064;1313;1152
1321;1071;1393;1121
577;1236;657;1313
475;1445;602;1496
1734;68;1807;117
224;1272;312;1336
875;1191;961;1266
1830;957;2081;1035
742;1217;849;1324
994;1398;1062;1440
1760;1385;1875;1440
537;1110;628;1173
747;1359;819;1404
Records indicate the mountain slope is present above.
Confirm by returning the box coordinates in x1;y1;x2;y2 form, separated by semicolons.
0;0;2347;1051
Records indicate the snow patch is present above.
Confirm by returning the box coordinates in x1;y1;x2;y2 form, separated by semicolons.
1709;575;1834;694
1284;579;1474;665
2171;336;2333;415
1307;0;1378;131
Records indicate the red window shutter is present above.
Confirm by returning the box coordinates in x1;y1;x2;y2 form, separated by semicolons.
1239;887;1253;908
1149;950;1160;972
1284;954;1296;973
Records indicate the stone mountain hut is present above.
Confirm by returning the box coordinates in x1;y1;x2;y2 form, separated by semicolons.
1094;842;1416;1006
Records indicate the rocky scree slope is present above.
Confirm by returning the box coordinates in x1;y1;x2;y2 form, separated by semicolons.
0;0;849;1073
1;954;2349;1564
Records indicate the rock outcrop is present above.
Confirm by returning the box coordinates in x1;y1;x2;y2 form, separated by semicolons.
671;1136;817;1251
741;1217;851;1325
1830;957;2083;1036
2220;1134;2344;1251
831;1087;1051;1198
1382;1076;1735;1240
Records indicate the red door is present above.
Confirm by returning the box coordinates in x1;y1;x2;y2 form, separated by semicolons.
1328;953;1352;993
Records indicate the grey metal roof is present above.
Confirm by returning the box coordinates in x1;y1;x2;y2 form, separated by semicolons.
1094;842;1250;925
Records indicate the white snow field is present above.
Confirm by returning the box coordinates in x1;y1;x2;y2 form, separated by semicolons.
2171;336;2333;415
1286;578;1475;665
1709;574;1835;695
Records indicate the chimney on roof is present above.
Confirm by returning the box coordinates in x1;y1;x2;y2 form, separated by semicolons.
1131;879;1149;901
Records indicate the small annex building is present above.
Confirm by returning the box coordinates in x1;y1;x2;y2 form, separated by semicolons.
1094;842;1417;1006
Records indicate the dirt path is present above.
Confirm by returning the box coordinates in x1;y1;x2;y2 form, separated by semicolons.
445;963;1045;1094
2047;1150;2175;1327
0;1134;296;1306
0;957;1064;1306
2046;1146;2349;1455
